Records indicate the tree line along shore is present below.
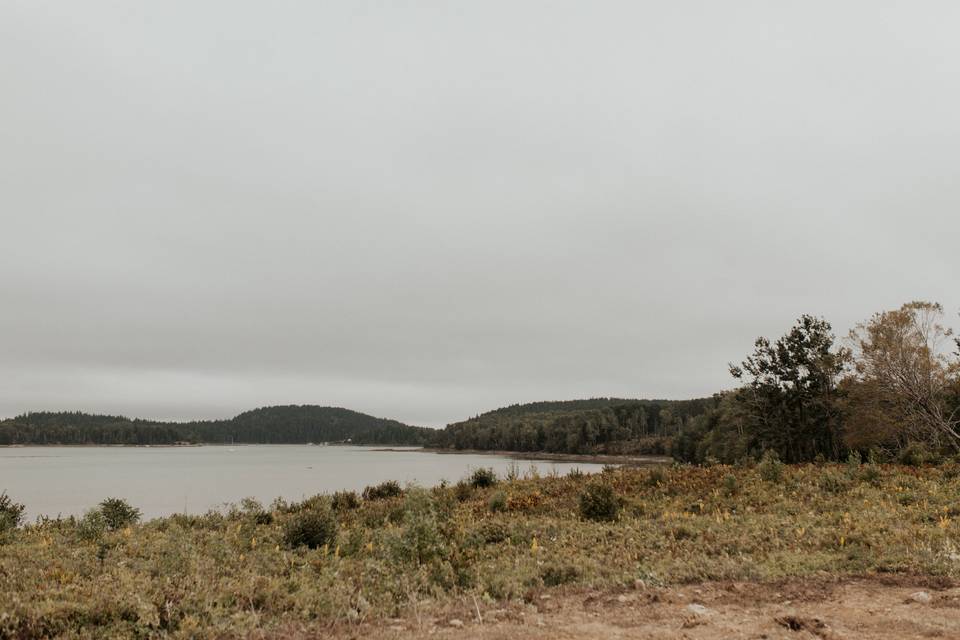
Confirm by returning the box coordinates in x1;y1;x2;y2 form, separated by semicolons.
3;300;959;468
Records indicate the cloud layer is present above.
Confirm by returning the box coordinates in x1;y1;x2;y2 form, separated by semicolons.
2;2;958;425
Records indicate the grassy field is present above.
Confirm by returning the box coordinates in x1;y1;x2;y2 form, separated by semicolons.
2;460;959;638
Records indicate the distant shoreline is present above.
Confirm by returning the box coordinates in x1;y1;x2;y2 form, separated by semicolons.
0;443;672;466
0;442;203;448
0;442;369;449
373;446;672;466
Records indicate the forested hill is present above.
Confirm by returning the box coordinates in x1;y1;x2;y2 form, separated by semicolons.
433;397;715;455
0;412;186;446
183;406;433;445
2;399;715;453
0;406;433;446
468;398;639;419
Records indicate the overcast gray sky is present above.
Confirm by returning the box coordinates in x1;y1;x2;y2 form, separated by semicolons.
2;2;958;427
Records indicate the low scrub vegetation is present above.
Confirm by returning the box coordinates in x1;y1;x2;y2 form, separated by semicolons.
468;467;498;488
283;505;338;549
3;462;960;637
578;482;621;522
97;498;141;530
331;490;360;512
362;480;403;501
0;492;25;536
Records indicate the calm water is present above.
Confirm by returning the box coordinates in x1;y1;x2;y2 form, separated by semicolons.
0;445;604;520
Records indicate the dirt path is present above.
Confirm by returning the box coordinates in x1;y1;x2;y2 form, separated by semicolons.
287;576;960;639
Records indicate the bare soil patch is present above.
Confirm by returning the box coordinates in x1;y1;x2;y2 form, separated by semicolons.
288;576;960;640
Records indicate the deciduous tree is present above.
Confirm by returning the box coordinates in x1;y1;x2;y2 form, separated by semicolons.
847;301;960;451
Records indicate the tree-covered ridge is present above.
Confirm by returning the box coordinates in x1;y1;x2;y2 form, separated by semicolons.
0;412;185;446
184;406;433;445
471;398;639;418
434;398;715;455
0;406;433;446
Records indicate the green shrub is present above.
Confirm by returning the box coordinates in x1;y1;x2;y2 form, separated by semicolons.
393;489;445;565
860;464;883;486
468;467;498;488
818;472;851;494
897;492;919;506
283;507;338;549
98;498;141;530
898;443;939;467
238;497;264;514
0;492;25;534
942;463;960;480
340;527;366;557
453;480;473;502
387;502;407;525
541;563;581;586
721;474;739;496
468;520;509;546
77;509;108;542
684;501;705;514
289;494;330;513
757;450;784;483
644;467;666;487
488;491;507;513
578;482;620;522
362;481;403;501
237;497;273;524
332;490;360;511
567;467;585;479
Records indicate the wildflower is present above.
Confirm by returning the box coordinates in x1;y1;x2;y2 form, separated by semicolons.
531;537;539;553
